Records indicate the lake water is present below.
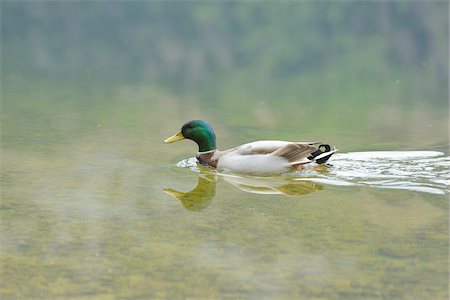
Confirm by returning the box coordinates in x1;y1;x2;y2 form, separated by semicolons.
1;2;449;298
1;78;448;299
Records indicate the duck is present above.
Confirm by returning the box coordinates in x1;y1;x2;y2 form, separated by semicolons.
164;120;337;175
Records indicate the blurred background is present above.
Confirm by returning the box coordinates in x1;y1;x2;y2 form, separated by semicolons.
2;1;448;152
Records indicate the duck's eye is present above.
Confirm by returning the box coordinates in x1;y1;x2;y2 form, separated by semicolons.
189;123;195;128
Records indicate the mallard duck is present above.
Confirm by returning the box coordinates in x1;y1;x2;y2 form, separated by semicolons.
164;120;337;175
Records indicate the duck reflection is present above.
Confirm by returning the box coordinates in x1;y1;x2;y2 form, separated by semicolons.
221;174;323;196
164;173;217;211
164;171;323;211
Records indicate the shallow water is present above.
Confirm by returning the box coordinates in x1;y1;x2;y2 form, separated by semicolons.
2;132;449;299
1;2;449;298
1;80;448;298
1;83;449;299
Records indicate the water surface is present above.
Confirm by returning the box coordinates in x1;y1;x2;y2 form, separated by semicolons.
1;2;449;298
1;93;448;298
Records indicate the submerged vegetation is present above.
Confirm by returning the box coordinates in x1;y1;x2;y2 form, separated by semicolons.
1;2;449;299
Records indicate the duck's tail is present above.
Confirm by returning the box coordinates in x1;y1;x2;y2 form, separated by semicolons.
309;144;338;164
288;144;337;167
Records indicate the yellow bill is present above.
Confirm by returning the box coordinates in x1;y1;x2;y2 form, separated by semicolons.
164;131;185;143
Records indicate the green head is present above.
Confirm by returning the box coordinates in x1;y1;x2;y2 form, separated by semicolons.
164;120;217;152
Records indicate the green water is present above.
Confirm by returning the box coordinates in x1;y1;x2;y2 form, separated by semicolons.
1;2;449;299
1;77;448;299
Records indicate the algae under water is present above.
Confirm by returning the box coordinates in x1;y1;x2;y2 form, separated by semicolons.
1;1;449;298
1;79;448;299
2;106;448;298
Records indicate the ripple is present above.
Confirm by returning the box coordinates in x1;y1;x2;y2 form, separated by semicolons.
176;157;199;171
326;151;449;194
176;151;449;195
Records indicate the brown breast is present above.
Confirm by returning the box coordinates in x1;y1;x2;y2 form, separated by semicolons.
196;152;218;168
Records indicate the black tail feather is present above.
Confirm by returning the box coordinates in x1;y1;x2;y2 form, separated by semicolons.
309;144;336;164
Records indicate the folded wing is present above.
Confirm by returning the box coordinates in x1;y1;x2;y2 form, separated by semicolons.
271;143;337;166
